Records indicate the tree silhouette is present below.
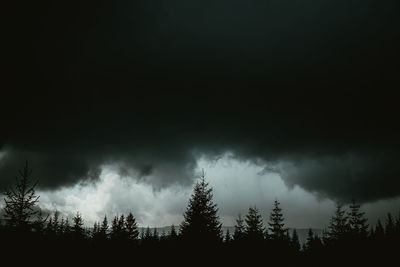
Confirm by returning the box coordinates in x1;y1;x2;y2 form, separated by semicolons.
290;229;301;253
152;228;159;242
385;213;395;237
348;200;368;238
224;229;232;243
125;212;139;241
169;224;177;240
304;228;315;252
72;212;85;239
304;229;323;255
233;214;246;242
179;170;222;244
268;200;287;240
110;215;127;241
327;203;349;243
3;161;40;230
98;215;109;240
64;217;71;236
244;206;264;242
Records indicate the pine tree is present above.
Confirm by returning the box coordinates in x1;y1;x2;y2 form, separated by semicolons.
140;228;145;241
304;228;315;252
125;212;139;241
92;222;99;240
59;217;66;235
374;219;384;240
304;229;323;254
268;200;287;240
99;215;109;240
224;229;232;243
385;213;395;237
3;161;40;230
152;228;159;241
72;212;85;239
327;203;349;242
160;230;167;242
245;206;264;242
52;211;60;235
45;217;54;236
348;199;368;238
233;214;246;241
110;215;121;240
169;224;177;240
144;226;152;240
64;218;71;235
179;170;222;244
290;229;301;253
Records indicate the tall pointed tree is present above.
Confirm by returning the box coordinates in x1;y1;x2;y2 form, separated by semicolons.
3;161;40;229
327;203;349;242
72;212;85;239
125;212;139;241
233;214;246;241
290;229;301;253
169;224;177;239
268;200;287;240
385;213;395;235
245;206;264;242
99;215;109;240
373;219;385;241
179;170;222;244
224;229;232;243
348;199;368;238
304;229;322;253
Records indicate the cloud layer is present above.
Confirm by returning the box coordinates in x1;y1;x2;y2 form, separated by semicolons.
2;0;400;203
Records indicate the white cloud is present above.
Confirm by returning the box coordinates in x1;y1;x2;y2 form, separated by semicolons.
33;154;400;229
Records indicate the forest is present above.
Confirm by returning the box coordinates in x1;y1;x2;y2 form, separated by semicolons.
1;162;399;265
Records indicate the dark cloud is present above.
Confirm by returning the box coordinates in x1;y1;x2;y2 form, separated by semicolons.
2;0;400;202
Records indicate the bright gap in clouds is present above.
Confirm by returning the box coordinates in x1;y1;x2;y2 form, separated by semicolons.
35;153;398;228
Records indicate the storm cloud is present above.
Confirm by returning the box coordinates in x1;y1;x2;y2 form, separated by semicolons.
2;0;400;203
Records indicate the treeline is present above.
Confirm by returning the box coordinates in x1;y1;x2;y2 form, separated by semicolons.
1;162;399;265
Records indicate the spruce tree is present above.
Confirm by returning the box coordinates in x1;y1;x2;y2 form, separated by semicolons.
327;203;349;242
290;229;301;253
3;161;40;230
64;218;71;236
304;228;315;252
92;222;99;240
305;229;323;254
268;200;287;240
125;212;139;241
169;224;177;239
144;226;152;240
348;199;369;238
374;219;384;241
45;217;54;236
99;215;109;240
233;214;246;241
224;229;232;243
72;212;85;239
152;228;159;242
385;213;395;237
244;206;264;242
52;211;60;235
179;171;222;244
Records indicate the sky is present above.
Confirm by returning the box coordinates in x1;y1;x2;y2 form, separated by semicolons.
2;0;400;227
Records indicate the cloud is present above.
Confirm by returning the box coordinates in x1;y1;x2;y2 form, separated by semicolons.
1;0;400;203
33;156;400;228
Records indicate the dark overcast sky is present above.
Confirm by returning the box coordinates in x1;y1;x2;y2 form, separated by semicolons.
2;0;400;206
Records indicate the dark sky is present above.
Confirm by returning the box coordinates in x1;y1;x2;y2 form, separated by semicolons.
2;0;400;206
